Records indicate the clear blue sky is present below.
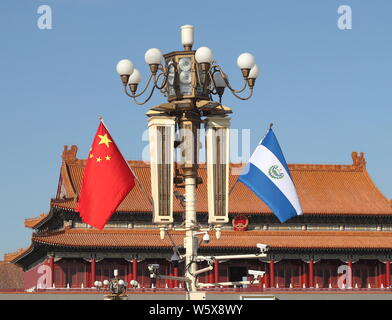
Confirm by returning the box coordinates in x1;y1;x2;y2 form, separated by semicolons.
0;0;391;258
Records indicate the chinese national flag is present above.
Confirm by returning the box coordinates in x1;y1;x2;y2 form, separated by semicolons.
76;121;135;229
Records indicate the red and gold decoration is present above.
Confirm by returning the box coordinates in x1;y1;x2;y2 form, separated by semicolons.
232;215;249;231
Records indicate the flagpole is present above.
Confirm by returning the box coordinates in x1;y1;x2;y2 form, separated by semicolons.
229;176;240;197
257;122;273;145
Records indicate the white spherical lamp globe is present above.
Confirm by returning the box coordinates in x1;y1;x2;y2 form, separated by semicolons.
237;53;256;70
248;64;260;79
118;280;125;286
130;280;138;287
195;46;214;64
145;48;163;65
116;59;134;75
94;281;100;287
128;68;142;84
103;280;109;286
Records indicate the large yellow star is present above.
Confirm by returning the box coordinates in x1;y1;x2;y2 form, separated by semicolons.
98;134;112;148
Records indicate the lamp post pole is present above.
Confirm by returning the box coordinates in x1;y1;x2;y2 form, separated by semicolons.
180;110;201;293
116;25;263;299
184;170;197;292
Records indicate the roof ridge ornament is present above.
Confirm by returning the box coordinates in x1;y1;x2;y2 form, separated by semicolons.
351;151;366;170
62;145;78;163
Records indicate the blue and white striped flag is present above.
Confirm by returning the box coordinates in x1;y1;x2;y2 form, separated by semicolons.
238;127;302;223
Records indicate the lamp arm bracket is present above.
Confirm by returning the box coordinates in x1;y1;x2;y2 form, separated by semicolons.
229;87;253;101
154;71;168;90
123;73;154;99
211;65;248;94
131;85;157;105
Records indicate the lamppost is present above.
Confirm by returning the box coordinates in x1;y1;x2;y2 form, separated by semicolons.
95;269;129;300
116;25;265;300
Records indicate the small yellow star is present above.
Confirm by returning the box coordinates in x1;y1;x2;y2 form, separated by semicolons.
89;154;94;159
105;156;111;161
96;157;102;162
98;134;112;148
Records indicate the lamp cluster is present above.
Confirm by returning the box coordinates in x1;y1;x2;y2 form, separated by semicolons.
116;25;260;105
94;269;133;300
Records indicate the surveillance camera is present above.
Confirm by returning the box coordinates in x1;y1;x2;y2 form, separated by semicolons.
148;264;160;272
256;243;270;253
203;233;210;244
248;270;265;277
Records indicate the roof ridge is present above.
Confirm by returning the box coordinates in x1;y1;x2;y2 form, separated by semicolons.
288;163;359;172
61;144;366;172
65;228;168;235
3;247;31;263
24;213;49;229
361;168;392;208
33;228;67;238
60;162;77;199
50;228;392;237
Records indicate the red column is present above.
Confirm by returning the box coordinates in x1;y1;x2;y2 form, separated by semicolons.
264;262;270;288
173;265;179;288
127;261;133;285
309;259;314;288
48;256;54;288
386;260;390;288
347;260;353;289
259;262;264;288
302;262;308;288
269;260;275;288
208;270;214;285
141;261;145;288
214;260;219;283
90;258;96;287
132;258;137;281
85;262;90;288
378;262;383;288
168;264;173;288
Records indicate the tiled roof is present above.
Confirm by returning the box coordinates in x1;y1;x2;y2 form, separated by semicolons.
51;146;392;216
24;213;50;229
3;247;31;263
29;228;392;250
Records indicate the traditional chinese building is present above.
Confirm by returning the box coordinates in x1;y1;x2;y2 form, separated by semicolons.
5;145;392;291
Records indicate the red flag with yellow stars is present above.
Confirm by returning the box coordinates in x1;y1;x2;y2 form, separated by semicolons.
76;121;135;229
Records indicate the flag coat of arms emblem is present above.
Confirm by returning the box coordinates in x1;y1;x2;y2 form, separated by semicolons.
238;127;302;223
76;121;135;229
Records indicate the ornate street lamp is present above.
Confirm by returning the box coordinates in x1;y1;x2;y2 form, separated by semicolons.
116;25;264;300
99;269;128;300
116;25;258;105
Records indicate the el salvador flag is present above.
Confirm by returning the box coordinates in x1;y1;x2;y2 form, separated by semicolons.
238;126;302;223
